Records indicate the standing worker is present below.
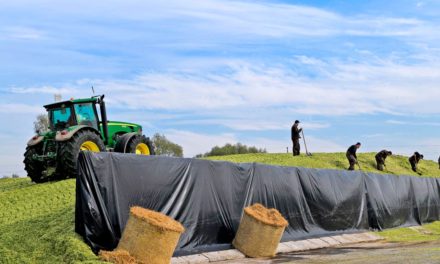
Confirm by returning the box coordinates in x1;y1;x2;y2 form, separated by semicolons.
438;156;440;169
346;142;361;170
291;120;302;156
409;152;424;173
375;150;392;171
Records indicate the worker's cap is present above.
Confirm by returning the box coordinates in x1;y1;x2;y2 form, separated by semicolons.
294;120;300;123
356;142;361;145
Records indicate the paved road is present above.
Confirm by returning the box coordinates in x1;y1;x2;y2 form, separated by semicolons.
220;241;440;264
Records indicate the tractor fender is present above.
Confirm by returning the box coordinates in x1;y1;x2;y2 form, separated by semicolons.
55;126;101;142
27;135;44;147
114;132;138;153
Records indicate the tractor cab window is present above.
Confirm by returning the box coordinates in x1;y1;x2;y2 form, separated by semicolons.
74;103;98;129
50;106;75;130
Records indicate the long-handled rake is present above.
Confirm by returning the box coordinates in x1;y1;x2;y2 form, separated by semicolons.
357;161;362;171
301;130;312;156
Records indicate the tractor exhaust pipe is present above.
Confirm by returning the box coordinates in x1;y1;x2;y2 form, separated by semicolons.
99;95;109;145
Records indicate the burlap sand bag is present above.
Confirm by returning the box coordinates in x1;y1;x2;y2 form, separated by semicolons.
232;203;288;258
116;206;185;264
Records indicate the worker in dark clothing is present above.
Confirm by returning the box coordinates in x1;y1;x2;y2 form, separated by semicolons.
291;120;302;156
346;142;361;170
409;152;423;173
438;156;440;169
375;150;392;171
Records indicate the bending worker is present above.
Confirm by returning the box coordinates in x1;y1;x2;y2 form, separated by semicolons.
291;120;302;156
375;150;392;171
409;152;423;173
346;142;361;170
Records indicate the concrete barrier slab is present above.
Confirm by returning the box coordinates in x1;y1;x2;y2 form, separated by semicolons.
291;240;319;251
202;251;224;262
330;235;353;244
284;241;303;251
203;249;245;262
319;236;341;246
362;232;384;241
341;234;361;243
276;243;293;254
307;238;330;248
220;249;246;260
171;232;384;263
345;233;370;243
171;257;189;264
180;254;210;263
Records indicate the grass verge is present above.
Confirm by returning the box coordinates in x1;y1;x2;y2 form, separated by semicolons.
377;222;440;243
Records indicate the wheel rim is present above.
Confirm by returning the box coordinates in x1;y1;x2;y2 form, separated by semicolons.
135;143;150;155
80;141;100;152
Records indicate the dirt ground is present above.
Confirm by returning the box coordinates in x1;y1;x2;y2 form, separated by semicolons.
221;240;440;264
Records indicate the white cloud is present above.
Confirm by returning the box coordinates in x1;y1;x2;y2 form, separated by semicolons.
386;120;440;126
1;26;45;40
0;103;44;114
46;56;439;117
141;1;435;39
10;86;78;95
2;0;437;43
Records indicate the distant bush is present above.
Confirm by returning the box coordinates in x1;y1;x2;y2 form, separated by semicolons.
152;133;183;157
196;143;266;157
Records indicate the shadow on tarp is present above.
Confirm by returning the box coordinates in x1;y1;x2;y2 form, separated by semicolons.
75;152;440;256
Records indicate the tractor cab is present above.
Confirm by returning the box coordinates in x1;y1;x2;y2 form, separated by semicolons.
45;98;100;131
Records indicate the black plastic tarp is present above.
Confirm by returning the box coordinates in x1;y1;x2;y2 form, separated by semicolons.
75;152;440;256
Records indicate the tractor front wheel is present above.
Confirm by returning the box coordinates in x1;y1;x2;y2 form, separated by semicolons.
126;135;155;155
57;130;105;179
24;144;46;183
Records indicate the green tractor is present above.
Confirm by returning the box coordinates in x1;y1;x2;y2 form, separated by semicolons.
24;95;154;183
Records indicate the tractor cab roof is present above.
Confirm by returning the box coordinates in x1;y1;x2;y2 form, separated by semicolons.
44;97;99;110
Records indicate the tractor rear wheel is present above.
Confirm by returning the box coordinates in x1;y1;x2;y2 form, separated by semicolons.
24;144;46;183
126;135;155;155
57;130;105;179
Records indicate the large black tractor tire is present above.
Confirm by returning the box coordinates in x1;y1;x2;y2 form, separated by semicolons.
57;130;105;179
127;135;155;155
115;134;155;155
23;144;46;183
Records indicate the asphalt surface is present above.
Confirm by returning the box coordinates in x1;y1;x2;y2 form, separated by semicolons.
220;241;440;264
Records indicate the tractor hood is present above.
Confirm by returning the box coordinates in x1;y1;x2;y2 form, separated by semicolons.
27;130;56;146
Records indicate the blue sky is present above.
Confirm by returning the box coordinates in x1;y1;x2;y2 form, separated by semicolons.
1;0;440;176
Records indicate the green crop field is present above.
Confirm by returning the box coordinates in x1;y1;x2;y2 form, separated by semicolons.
205;152;440;178
0;152;439;263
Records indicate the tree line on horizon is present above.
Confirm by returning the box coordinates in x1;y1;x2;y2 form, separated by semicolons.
195;143;267;158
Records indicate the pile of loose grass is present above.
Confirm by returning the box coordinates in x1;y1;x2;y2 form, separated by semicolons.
205;152;440;178
0;177;101;263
